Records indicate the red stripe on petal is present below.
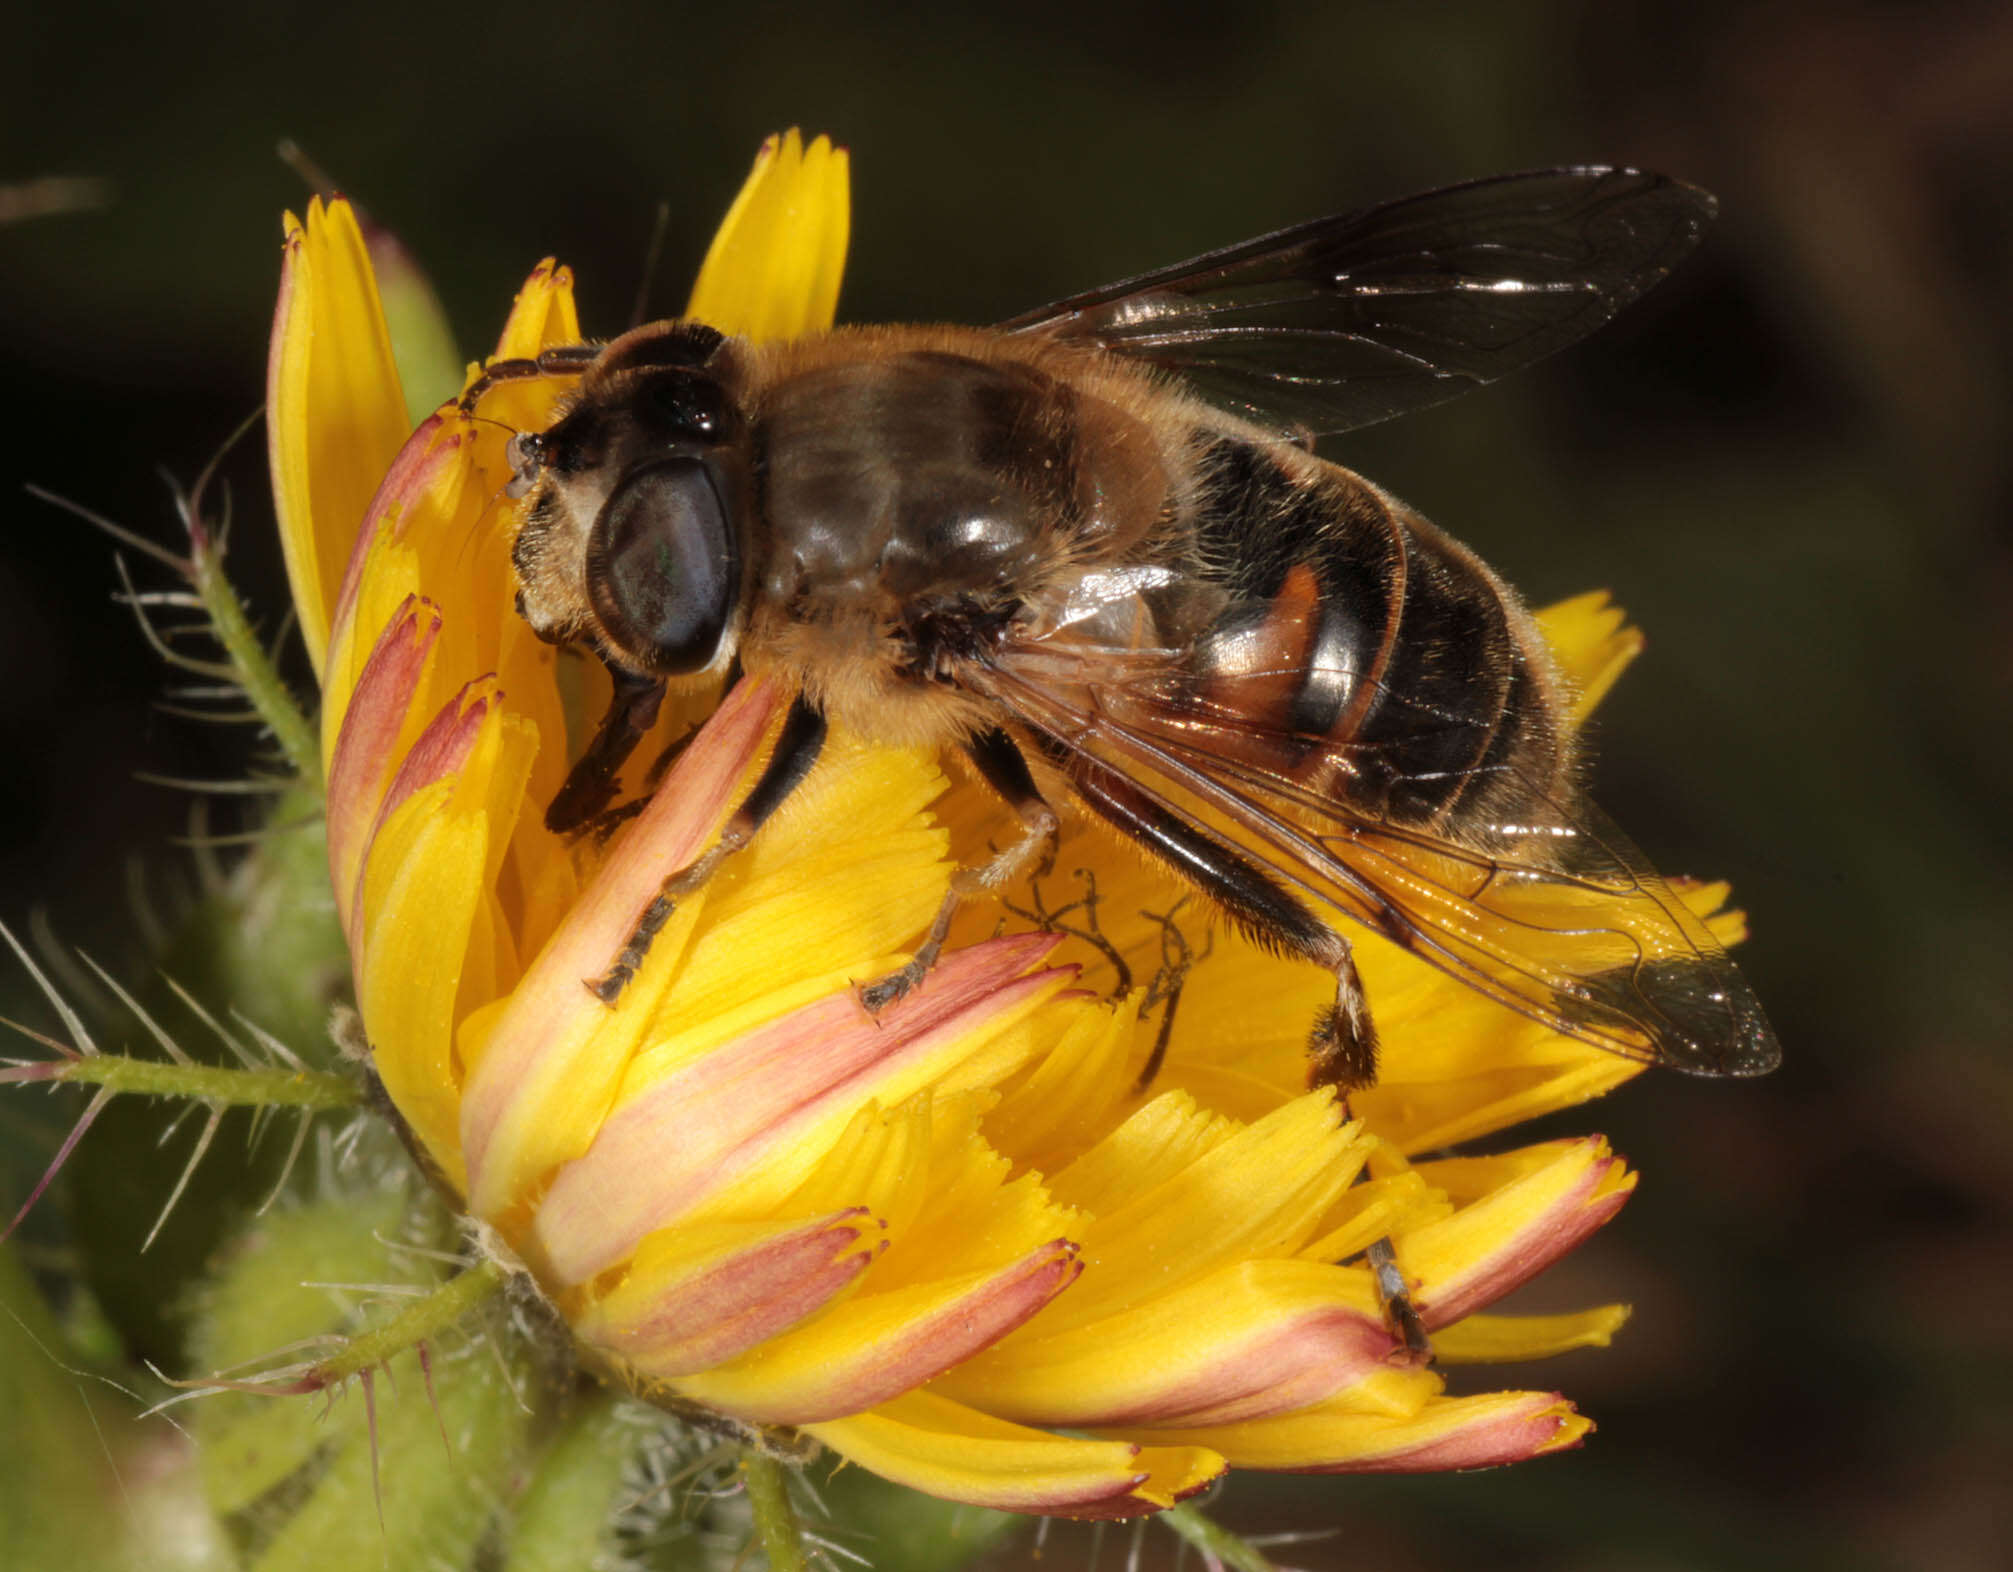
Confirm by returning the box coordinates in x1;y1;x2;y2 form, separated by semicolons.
459;677;779;1201
326;596;440;935
1416;1150;1632;1330
533;933;1064;1286
344;678;499;945
1066;1303;1397;1430
588;1211;881;1377
325;419;461;663
811;1241;1084;1418
698;1239;1083;1425
1322;1392;1586;1473
381;682;496;801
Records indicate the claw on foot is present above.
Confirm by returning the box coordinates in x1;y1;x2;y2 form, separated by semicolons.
857;962;925;1017
1367;1236;1432;1359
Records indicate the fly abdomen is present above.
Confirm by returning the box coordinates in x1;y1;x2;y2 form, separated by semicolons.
1188;433;1566;835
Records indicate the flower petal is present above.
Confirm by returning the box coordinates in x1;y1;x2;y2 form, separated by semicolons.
494;259;582;359
1032;1091;1371;1333
936;1259;1425;1429
321;420;463;717
461;678;781;1220
348;675;501;946
325;595;441;938
531;934;1067;1286
1535;590;1645;725
573;1211;883;1376
685;129;849;342
1431;1305;1631;1364
673;1239;1081;1424
981;993;1141;1176
1121;1388;1591;1473
471;260;588;438
803;1390;1223;1519
269;196;412;677
1398;1137;1637;1329
354;691;536;1187
611;733;951;1041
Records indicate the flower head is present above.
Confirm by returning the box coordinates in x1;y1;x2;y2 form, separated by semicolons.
272;130;1749;1517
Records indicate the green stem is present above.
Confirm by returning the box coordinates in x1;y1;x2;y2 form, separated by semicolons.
1160;1500;1275;1572
305;1257;509;1389
49;1054;357;1110
191;532;323;791
740;1448;808;1572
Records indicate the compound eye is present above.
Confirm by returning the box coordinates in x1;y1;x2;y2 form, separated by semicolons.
585;458;739;674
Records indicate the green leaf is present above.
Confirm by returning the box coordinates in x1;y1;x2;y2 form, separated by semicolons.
501;1394;641;1572
0;1241;235;1572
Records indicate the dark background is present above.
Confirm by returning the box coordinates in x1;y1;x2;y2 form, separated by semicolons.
3;2;2010;1568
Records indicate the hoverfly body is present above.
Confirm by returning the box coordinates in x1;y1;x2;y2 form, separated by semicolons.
464;166;1780;1099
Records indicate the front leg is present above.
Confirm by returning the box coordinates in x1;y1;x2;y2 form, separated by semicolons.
547;664;667;835
588;695;828;1003
859;729;1059;1014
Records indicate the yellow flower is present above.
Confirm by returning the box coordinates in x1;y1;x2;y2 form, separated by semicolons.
270;130;1747;1518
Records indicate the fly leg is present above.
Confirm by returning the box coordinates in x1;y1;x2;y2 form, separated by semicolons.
1366;1235;1431;1358
1042;736;1381;1083
546;666;667;836
858;729;1058;1015
1037;737;1431;1355
1306;935;1381;1092
588;696;828;1004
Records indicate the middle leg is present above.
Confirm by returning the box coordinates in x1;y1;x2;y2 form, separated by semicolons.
546;663;667;836
858;728;1059;1014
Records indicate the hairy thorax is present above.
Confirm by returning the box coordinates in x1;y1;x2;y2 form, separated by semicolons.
737;327;1184;745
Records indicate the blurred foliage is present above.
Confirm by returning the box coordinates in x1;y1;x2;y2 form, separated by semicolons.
3;1;2010;1568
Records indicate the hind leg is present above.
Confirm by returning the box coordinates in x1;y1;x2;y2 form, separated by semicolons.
1037;741;1434;1344
1305;933;1382;1091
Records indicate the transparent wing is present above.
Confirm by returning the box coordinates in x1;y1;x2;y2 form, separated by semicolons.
1000;168;1715;436
974;637;1779;1078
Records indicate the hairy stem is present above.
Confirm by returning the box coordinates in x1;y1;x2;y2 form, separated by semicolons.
31;1053;357;1110
191;531;322;791
305;1258;510;1390
740;1448;808;1572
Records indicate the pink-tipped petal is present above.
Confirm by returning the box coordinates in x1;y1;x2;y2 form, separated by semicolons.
1137;1305;1402;1428
376;680;499;813
324;418;460;674
1117;1388;1591;1474
1310;1391;1590;1474
1409;1140;1636;1330
459;678;780;1215
580;1211;882;1376
938;1260;1409;1430
673;1239;1082;1425
342;677;501;948
325;596;440;938
533;932;1065;1286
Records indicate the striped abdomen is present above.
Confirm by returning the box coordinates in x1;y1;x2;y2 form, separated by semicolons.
1184;433;1570;837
